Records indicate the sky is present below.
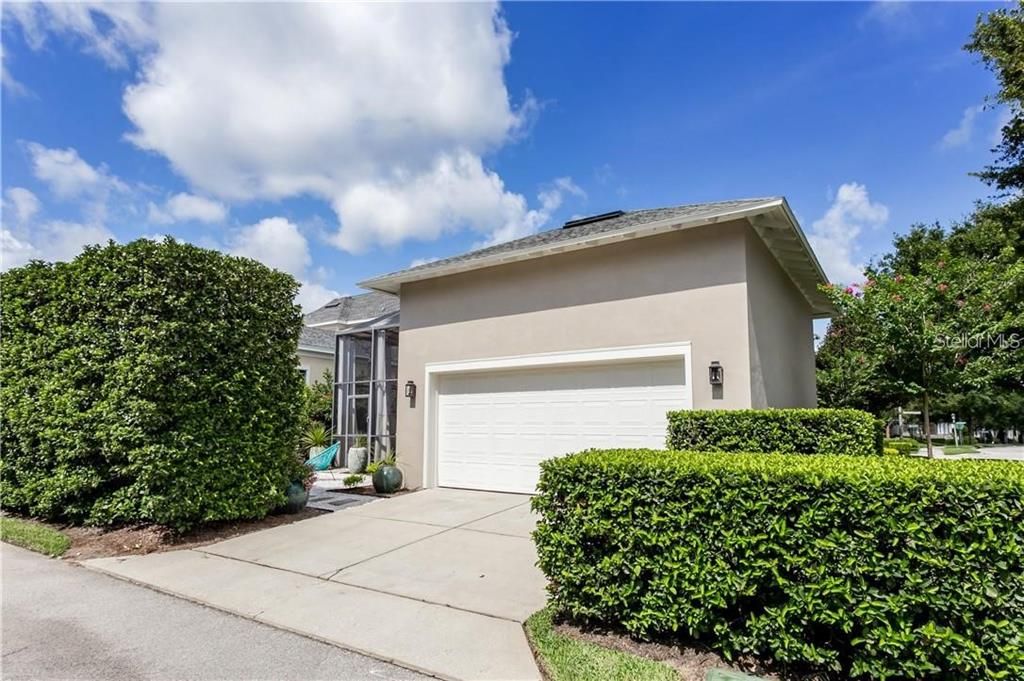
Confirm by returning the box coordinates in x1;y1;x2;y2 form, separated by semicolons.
0;1;1009;317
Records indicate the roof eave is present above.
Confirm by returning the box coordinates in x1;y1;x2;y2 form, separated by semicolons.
360;198;835;318
297;345;335;355
748;198;834;317
359;199;788;294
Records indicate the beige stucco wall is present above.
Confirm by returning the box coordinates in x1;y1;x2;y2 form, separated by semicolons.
395;221;759;488
297;351;334;385
743;229;817;407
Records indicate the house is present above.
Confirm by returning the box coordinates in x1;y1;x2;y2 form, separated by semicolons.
297;327;335;385
304;291;400;333
338;197;831;494
299;291;400;385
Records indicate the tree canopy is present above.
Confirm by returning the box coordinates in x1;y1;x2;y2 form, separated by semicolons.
816;4;1024;444
966;1;1024;193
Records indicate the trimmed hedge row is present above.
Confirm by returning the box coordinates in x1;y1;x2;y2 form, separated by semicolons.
666;408;882;457
1;239;307;530
532;449;1024;679
884;438;921;457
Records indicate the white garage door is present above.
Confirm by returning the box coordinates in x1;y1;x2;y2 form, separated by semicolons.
436;359;690;494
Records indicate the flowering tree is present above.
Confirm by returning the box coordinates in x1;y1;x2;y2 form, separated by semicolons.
822;251;1023;457
817;3;1024;447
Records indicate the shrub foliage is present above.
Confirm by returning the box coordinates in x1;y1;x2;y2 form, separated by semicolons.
533;449;1024;679
666;408;882;456
883;437;921;457
1;239;307;529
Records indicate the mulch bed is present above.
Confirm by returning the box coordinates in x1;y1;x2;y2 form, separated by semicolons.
323;486;412;498
552;616;793;681
46;508;326;561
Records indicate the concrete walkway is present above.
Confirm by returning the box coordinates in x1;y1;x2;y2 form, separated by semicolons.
307;471;376;512
937;444;1024;461
2;544;425;680
86;488;547;681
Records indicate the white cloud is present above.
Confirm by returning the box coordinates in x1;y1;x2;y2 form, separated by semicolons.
295;281;342;313
3;2;153;69
1;229;38;269
223;216;337;311
23;142;128;226
4;187;40;225
807;182;889;285
40;221;115;261
9;3;564;252
1;41;30;97
228;217;310;278
410;256;440;268
476;176;586;248
28;143;101;198
331;152;579;253
147;192;227;225
1;221;114;271
940;105;985;150
26;142;126;201
1;147;119;270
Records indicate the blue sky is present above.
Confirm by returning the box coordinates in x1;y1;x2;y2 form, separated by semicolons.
0;1;1007;314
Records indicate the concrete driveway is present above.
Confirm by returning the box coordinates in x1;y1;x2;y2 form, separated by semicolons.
87;489;546;681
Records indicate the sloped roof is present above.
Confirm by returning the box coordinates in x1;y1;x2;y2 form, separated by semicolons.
298;326;335;351
304;291;400;326
359;197;833;317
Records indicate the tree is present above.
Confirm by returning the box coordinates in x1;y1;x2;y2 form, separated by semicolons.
0;239;307;529
967;2;1024;193
875;224;946;276
817;4;1024;442
821;247;1024;457
822;275;955;457
815;316;899;414
303;369;333;429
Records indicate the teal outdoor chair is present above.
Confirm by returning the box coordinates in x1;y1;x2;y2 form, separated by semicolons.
305;442;340;471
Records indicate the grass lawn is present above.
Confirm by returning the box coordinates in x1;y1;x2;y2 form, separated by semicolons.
525;608;679;681
0;516;71;557
941;445;980;454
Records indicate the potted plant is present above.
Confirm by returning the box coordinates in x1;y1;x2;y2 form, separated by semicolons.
348;435;368;473
372;454;403;494
283;459;314;513
300;424;331;460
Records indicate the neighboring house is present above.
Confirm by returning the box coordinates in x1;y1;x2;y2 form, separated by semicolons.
304;291;400;334
339;197;831;494
297;327;335;385
299;291;400;385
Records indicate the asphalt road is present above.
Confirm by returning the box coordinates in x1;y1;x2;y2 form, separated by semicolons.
1;544;426;680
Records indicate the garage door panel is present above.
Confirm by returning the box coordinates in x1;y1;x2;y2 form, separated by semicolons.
436;359;690;493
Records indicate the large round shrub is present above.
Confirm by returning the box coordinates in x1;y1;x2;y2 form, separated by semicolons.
1;239;307;530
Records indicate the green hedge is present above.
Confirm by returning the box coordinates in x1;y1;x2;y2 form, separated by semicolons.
666;408;882;456
884;438;921;457
533;449;1024;679
0;239;307;530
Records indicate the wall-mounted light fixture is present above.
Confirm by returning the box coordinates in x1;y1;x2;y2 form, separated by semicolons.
404;380;417;401
708;361;724;386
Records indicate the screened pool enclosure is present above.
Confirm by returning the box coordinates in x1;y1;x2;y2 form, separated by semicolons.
332;311;399;468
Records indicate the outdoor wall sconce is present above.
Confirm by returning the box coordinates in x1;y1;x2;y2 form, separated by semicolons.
404;380;416;401
708;361;724;386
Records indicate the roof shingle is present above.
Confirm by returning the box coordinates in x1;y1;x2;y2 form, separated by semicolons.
362;198;779;285
304;291;400;326
298;326;336;351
